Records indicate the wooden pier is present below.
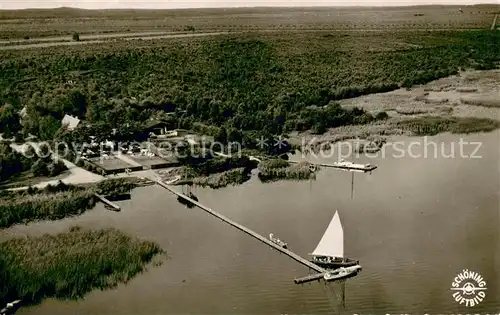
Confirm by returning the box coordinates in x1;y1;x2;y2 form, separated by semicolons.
94;193;121;211
294;272;327;284
288;160;377;172
152;178;327;275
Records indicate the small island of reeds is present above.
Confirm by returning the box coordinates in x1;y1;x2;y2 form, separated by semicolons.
257;159;317;182
0;226;164;307
174;155;258;189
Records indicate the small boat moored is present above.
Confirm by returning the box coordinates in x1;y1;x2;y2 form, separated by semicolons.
177;192;199;208
323;265;362;282
269;233;288;249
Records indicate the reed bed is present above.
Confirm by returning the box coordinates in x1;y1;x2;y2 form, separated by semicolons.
169;156;257;188
0;226;164;306
460;97;500;108
258;160;316;182
395;107;432;115
0;190;96;229
93;178;137;197
396;116;500;136
456;87;479;93
189;168;251;189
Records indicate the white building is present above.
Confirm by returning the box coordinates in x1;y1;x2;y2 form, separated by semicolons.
61;114;80;131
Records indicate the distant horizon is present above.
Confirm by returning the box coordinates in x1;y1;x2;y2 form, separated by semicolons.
1;1;499;10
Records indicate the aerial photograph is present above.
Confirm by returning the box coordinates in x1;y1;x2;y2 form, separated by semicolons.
0;0;498;314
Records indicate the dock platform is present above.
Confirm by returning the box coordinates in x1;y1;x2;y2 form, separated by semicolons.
94;193;121;211
294;272;327;284
289;160;377;172
152;178;326;275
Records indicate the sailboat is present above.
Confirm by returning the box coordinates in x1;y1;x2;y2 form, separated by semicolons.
309;211;359;269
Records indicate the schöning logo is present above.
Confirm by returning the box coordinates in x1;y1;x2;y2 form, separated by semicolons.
450;269;487;307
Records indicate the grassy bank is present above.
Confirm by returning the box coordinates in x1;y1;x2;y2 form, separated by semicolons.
258;159;317;182
0;226;164;306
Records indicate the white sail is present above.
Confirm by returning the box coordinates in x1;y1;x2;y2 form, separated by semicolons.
311;211;344;258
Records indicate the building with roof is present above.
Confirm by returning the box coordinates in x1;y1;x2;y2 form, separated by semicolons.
61;114;80;131
19;106;27;118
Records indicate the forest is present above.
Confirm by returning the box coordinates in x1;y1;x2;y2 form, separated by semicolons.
0;30;498;149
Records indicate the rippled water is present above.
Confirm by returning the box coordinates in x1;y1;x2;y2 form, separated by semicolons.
2;132;499;314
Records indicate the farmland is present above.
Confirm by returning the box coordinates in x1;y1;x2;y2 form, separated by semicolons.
0;5;498;40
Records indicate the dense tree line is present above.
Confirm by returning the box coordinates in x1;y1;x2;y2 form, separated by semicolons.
0;30;498;148
0;143;67;183
0;143;32;182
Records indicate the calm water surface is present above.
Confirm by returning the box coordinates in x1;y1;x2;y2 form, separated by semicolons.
1;132;499;314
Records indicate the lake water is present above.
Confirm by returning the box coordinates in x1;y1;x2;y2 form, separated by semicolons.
2;132;499;314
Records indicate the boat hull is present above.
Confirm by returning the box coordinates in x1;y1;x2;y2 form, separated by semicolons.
311;258;359;269
269;234;288;249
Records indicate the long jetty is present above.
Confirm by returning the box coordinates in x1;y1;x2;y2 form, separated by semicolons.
152;177;327;277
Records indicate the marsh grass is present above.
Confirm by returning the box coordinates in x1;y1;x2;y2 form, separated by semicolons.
0;226;164;306
172;156;257;188
396;116;500;136
258;160;316;182
93;178;137;197
395;107;432;115
460;97;500;108
0;190;96;229
187;167;251;189
456;87;478;93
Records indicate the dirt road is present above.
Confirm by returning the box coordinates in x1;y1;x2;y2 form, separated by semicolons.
0;32;229;50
